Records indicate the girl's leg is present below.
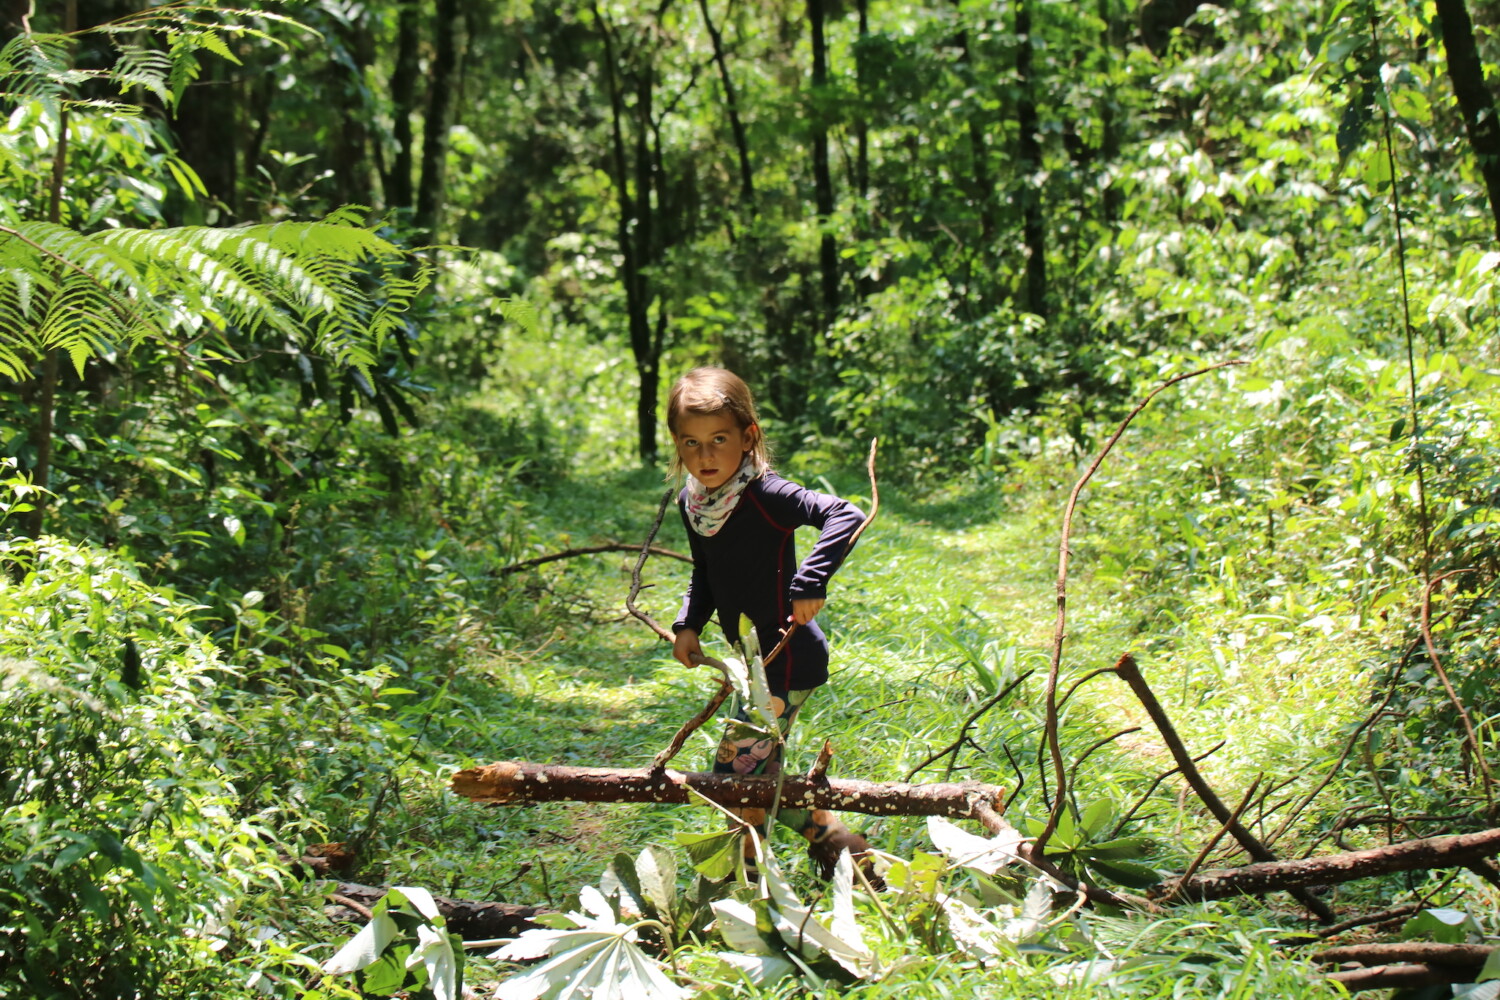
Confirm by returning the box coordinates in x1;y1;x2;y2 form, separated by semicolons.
710;689;880;882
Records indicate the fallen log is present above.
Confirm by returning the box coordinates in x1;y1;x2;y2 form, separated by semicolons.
451;761;1006;824
1315;942;1493;969
327;882;549;939
1325;962;1484;993
1153;827;1500;902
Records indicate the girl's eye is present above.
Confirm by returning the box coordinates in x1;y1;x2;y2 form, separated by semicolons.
713;435;728;444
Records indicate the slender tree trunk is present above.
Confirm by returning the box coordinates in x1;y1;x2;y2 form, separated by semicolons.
22;4;75;541
386;0;421;213
1432;0;1500;241
1098;0;1124;222
330;9;377;210
452;761;1009;823
1157;827;1500;902
954;13;995;245
808;0;838;325
415;0;463;242
698;0;755;212
854;0;869;201
1015;0;1047;318
633;68;661;463
595;5;659;463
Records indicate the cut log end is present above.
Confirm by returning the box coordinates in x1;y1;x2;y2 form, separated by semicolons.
451;761;526;804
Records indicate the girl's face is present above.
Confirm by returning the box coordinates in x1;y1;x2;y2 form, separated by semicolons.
672;412;755;490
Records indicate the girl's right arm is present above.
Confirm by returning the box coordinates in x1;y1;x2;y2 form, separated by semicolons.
672;496;714;666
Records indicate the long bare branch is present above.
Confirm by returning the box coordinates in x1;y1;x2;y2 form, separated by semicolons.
1035;361;1245;858
1113;653;1336;923
626;487;678;642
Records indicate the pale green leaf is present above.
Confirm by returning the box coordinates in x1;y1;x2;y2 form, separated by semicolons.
322;913;399;975
713;951;797;986
926;815;1026;875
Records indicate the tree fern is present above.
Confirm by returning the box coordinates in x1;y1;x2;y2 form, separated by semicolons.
0;4;431;541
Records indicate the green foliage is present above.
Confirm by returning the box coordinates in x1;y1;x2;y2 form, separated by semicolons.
0;535;303;998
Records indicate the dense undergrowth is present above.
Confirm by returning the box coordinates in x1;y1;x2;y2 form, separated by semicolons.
5;287;1500;997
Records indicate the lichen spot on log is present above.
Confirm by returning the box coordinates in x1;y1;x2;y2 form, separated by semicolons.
537;773;548;783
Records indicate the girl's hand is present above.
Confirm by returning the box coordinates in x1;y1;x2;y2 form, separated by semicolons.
791;597;825;626
673;627;704;667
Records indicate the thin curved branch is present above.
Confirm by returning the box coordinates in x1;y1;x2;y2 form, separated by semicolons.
1420;568;1494;818
626;487;678;642
650;674;732;771
1264;641;1417;850
496;542;690;577
1065;726;1142;803
1035;360;1246;858
1108;740;1225;840
1162;775;1262;903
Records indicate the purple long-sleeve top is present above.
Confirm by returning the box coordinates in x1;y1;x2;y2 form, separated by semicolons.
673;471;864;694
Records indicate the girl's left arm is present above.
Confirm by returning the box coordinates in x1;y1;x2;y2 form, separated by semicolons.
760;477;865;601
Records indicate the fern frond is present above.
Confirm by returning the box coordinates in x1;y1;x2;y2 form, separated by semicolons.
110;44;175;106
0;212;422;384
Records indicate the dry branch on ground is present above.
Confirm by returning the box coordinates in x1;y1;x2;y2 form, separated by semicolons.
1151;827;1500;902
327;882;548;938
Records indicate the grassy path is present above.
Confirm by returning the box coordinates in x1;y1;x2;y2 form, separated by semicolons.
414;449;1388;933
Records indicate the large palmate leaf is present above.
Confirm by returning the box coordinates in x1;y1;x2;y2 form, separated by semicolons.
490;886;689;1000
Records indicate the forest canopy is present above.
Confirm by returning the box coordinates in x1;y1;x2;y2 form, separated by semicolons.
1;0;1499;998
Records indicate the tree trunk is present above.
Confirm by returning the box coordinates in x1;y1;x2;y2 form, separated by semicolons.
386;0;421;213
808;0;838;325
21;3;76;541
1153;827;1500;902
451;761;1007;823
1315;942;1494;969
698;0;755;212
595;5;661;463
953;10;995;245
1098;0;1124;222
1433;0;1500;241
171;58;238;220
329;10;378;211
1015;0;1047;318
854;0;869;202
1325;962;1487;994
415;0;464;242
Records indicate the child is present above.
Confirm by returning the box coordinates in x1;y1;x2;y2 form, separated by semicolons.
666;366;877;878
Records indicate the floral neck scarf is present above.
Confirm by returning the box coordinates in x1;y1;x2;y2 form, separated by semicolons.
685;455;762;537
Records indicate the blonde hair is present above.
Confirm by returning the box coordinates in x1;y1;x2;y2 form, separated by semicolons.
666;367;770;479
